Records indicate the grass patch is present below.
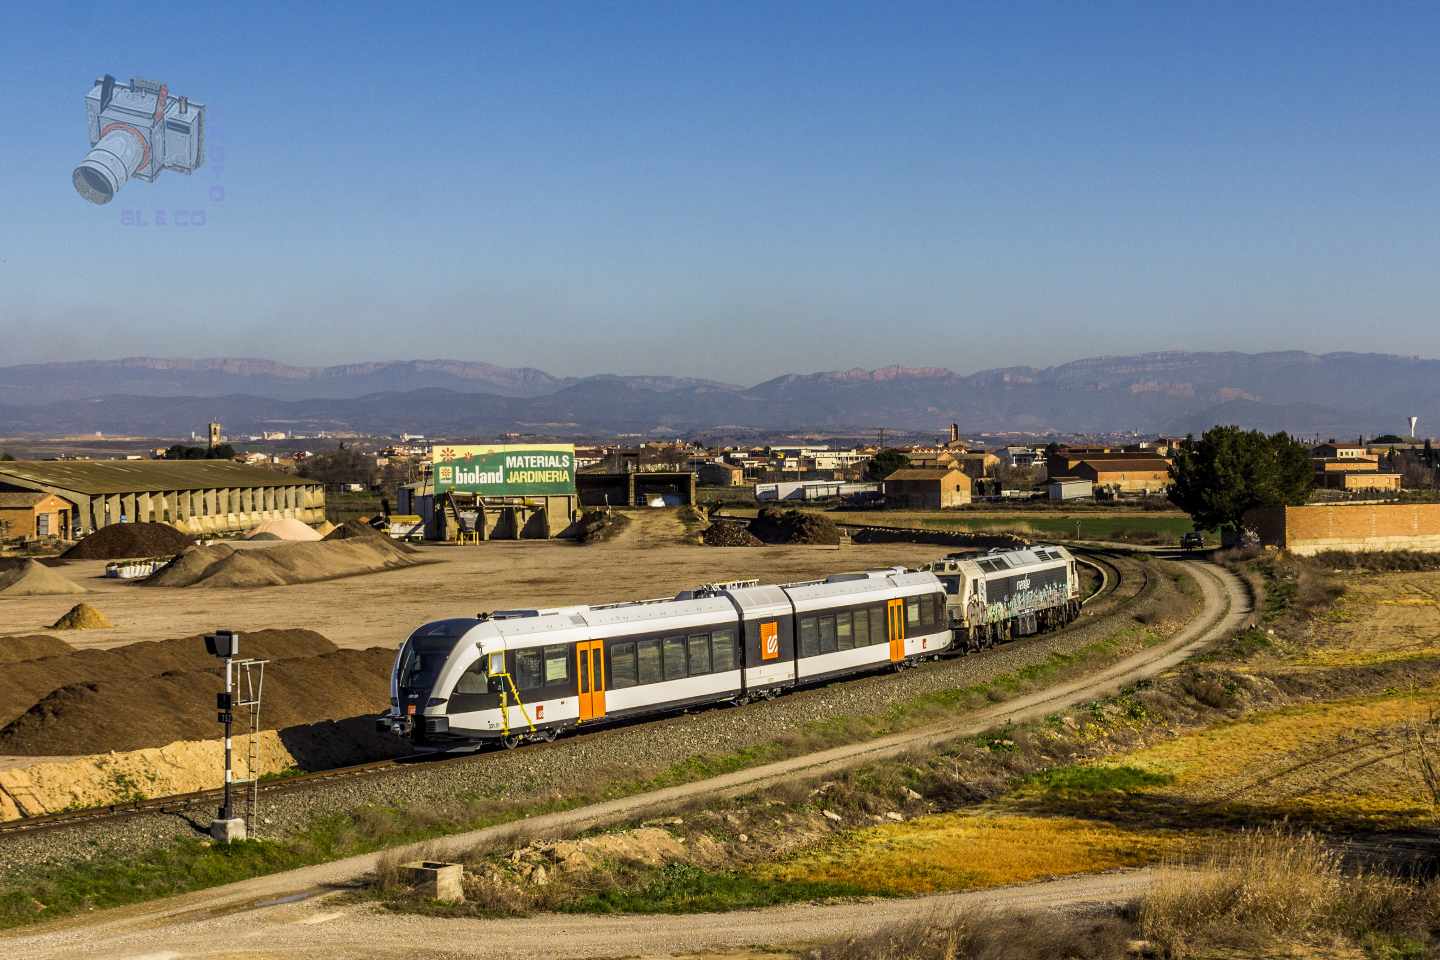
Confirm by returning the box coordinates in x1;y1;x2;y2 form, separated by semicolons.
561;862;868;914
1023;764;1174;797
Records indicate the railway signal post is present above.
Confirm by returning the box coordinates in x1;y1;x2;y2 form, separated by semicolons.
204;630;268;844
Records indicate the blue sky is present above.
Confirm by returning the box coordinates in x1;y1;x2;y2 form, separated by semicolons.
2;2;1437;381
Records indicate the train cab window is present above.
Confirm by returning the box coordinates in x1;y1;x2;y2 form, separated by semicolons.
610;642;638;688
835;611;854;650
818;614;837;654
515;649;544;690
711;628;737;672
906;597;921;628
853;608;870;646
933;594;947;627
544;645;571;685
637;639;662;684
453;660;492;695
687;633;712;676
662;636;687;681
869;606;885;644
799;616;819;657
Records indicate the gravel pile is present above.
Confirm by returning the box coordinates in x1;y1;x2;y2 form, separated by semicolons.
0;555;1180;873
145;537;422;588
701;521;764;547
0;560;85;597
0;635;74;663
62;522;192;560
749;508;841;545
48;603;112;631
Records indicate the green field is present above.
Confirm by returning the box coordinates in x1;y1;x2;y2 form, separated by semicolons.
723;506;1206;545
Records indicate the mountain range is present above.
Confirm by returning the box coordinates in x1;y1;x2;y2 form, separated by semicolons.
0;352;1435;439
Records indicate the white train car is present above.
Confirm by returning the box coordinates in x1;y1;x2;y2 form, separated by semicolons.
926;545;1082;650
380;566;952;749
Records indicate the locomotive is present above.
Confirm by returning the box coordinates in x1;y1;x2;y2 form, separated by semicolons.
378;544;1081;749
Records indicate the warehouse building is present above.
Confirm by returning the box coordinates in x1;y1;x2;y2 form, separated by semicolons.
0;460;325;537
1070;458;1172;495
1246;502;1440;554
399;443;582;541
883;467;972;508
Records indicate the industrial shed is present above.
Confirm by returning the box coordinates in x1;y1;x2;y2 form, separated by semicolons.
883;467;972;509
0;460;325;538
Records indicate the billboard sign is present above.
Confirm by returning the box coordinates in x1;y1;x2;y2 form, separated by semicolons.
431;444;576;496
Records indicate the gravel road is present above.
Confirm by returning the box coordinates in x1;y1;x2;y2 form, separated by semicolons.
0;559;1248;960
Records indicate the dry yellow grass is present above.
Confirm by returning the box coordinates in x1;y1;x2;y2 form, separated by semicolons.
1293;573;1440;669
763;811;1184;895
1095;689;1440;828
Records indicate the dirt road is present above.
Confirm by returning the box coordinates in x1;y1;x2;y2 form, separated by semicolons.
0;559;1246;959
6;870;1154;960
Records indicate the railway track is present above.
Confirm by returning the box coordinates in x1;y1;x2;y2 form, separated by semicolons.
0;547;1134;839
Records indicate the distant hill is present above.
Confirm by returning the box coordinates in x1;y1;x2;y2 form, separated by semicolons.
1;351;1436;438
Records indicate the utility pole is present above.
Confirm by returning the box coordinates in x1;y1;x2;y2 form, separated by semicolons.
204;630;267;843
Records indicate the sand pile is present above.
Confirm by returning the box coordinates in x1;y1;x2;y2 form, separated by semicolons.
0;628;336;730
702;520;764;547
63;522;192;560
314;520;337;537
575;509;630;544
323;518;414;551
0;635;74;664
245;517;322;541
0;560;86;596
49;603;112;630
0;646;396;756
748;507;842;545
147;536;422;588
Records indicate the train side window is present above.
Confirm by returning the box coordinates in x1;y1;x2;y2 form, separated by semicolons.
637;639;662;684
933;594;947;627
711;628;737;672
798;616;819;657
853;607;870;646
544;645;571;685
835;611;853;650
662;636;687;681
610;642;638;689
687;633;712;676
906;597;921;628
818;614;837;654
869;606;885;644
454;660;488;695
515;649;543;690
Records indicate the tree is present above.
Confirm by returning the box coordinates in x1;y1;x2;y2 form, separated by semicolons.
1168;425;1313;532
1373;434;1406;444
298;447;378;487
0;451;14;461
163;443;235;460
865;449;911;482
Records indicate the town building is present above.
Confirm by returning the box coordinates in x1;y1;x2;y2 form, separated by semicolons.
0;491;74;540
1069;458;1172;495
882;467;972;509
696;461;746;487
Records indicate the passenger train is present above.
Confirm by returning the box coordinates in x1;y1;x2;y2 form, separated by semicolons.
378;544;1082;749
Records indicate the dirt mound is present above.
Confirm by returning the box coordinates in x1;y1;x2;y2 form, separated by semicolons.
49;603;112;630
145;543;238;586
575;509;631;544
314;520;338;537
62;522;192;560
702;520;764;547
0;628;336;730
0;560;86;596
0;635;74;663
0;557;69;571
748;507;842;545
325;518;418;553
246;518;322;541
146;537;421;588
0;646;396;755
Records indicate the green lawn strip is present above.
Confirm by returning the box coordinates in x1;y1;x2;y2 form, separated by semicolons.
0;613;1175;931
560;862;871;914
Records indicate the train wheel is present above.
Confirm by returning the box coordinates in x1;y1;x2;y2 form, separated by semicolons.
539;728;558;743
501;734;523;750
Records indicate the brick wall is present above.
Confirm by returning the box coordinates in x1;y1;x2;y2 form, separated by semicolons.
1248;503;1440;555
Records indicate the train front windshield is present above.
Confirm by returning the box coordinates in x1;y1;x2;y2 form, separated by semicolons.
396;626;467;697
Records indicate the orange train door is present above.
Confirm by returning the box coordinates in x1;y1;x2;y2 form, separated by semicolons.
887;598;905;662
576;640;606;721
